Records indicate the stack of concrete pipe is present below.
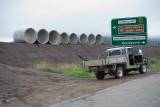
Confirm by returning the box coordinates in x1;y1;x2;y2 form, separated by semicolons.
13;28;103;45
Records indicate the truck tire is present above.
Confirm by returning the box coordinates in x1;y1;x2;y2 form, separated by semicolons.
139;64;147;74
114;66;124;79
95;71;105;80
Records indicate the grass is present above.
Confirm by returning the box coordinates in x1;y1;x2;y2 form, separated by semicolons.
147;56;160;71
129;56;160;74
32;61;95;78
32;56;160;78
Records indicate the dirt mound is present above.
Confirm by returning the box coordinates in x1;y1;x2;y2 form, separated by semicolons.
0;42;160;68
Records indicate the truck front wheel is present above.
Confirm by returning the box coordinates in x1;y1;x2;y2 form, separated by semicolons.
114;66;124;79
95;71;105;80
139;64;147;74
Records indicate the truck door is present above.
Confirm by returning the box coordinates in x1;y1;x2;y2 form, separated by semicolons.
128;48;135;65
134;48;143;64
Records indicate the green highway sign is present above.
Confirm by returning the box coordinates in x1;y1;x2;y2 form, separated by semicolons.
111;17;147;46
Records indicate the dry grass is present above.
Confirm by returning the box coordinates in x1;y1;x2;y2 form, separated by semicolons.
31;56;160;78
32;61;77;73
31;61;95;78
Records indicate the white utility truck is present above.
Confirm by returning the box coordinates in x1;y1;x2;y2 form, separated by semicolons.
82;47;148;79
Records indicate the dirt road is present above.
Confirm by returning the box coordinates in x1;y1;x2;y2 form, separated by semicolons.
51;71;160;107
0;63;157;107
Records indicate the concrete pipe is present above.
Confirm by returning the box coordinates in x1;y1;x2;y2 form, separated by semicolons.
13;28;37;44
96;34;103;44
37;29;49;44
69;33;79;44
60;32;69;44
88;34;96;44
49;30;61;45
80;33;88;43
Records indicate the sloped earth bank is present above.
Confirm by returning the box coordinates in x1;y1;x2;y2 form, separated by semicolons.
0;42;160;68
0;42;160;107
0;42;111;68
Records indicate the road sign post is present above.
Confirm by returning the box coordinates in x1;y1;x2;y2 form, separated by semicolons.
111;17;147;46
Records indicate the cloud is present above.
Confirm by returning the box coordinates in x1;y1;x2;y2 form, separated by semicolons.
24;0;133;20
0;0;160;43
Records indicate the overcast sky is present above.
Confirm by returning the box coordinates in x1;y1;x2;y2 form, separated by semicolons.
0;0;160;42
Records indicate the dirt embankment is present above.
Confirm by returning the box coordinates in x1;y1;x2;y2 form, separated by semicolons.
0;42;160;68
0;42;160;107
0;42;111;68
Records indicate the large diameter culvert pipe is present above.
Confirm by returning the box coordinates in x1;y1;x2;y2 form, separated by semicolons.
96;34;103;44
88;34;96;44
80;33;88;43
13;28;37;44
69;33;79;44
37;29;49;44
60;32;69;44
49;30;61;45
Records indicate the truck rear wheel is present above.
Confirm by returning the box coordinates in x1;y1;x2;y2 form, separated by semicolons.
139;64;147;74
95;71;105;80
114;66;124;79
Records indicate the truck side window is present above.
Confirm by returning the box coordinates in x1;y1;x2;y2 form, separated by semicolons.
109;50;121;56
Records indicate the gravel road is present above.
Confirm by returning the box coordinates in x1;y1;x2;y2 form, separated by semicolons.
51;71;160;107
